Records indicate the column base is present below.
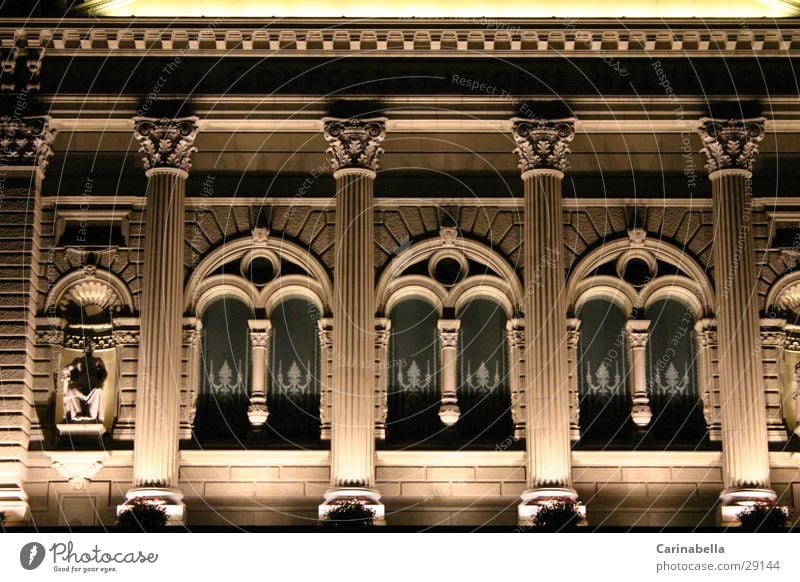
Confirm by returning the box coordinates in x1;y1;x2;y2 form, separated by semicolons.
0;487;29;524
718;487;777;526
120;487;186;525
319;487;385;525
517;487;585;526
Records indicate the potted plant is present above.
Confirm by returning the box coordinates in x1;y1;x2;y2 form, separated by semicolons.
115;498;169;531
322;498;375;527
532;498;583;530
737;501;789;532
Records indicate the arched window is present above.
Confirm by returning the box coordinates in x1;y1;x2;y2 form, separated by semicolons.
646;298;705;443
577;298;630;443
387;298;440;444
268;298;321;441
196;297;252;442
457;297;512;443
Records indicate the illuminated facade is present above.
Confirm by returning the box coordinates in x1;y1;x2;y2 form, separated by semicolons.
2;8;800;528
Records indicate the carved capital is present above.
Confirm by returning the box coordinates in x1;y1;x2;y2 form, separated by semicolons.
697;330;718;348
0;115;57;170
698;117;765;174
133;116;199;173
437;319;461;348
323;117;386;172
511;117;575;173
250;331;270;348
627;332;649;349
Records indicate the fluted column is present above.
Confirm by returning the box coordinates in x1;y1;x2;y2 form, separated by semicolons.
506;318;526;440
695;318;720;438
320;117;386;518
248;320;271;427
566;318;581;442
318;318;334;440
625;320;652;428
181;317;202;436
126;116;198;522
698;117;775;523
437;320;461;425
0;115;56;524
374;318;391;439
512;118;580;523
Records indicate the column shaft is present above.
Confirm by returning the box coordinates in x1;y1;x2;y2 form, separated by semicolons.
712;170;770;490
522;169;573;491
133;169;186;490
331;169;376;488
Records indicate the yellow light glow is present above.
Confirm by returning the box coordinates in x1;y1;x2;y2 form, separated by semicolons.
89;0;798;18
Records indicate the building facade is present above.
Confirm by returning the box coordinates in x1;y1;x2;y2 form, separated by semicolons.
1;12;800;527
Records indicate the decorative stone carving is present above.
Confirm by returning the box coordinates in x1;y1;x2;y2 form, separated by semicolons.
323;117;386;172
111;329;139;345
132;116;199;172
439;226;458;247
760;330;788;347
776;282;800;314
511;118;575;173
698;117;765;174
35;329;64;345
252;226;270;245
59;279;122;314
0;115;57;170
182;328;201;346
48;452;107;491
374;319;390;437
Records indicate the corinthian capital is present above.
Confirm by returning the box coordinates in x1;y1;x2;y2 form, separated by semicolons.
133;116;199;173
511;117;575;174
698;117;765;174
0;115;57;170
323;117;386;172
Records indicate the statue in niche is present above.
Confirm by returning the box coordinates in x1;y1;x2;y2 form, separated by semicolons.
61;341;107;422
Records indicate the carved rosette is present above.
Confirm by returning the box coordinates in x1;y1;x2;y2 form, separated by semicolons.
133;116;199;173
698;117;765;174
0;115;57;170
511;117;575;174
323;117;386;172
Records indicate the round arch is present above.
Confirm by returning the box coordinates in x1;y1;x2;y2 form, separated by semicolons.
185;233;333;313
566;237;714;315
45;268;135;314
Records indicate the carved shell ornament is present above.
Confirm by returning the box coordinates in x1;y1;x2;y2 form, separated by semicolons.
511;118;575;173
323;117;386;172
59;280;122;316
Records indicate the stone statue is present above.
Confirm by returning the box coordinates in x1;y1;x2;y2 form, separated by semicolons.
62;341;107;422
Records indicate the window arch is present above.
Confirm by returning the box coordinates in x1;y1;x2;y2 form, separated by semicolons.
456;297;513;443
268;298;321;441
646;298;705;444
196;297;252;443
387;297;441;444
577;298;630;443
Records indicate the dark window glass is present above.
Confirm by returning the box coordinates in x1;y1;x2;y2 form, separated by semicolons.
577;298;631;443
387;298;441;444
646;298;705;444
268;298;321;441
196;298;251;442
457;298;513;443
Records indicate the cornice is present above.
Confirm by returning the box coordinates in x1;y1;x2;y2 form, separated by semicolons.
4;25;800;57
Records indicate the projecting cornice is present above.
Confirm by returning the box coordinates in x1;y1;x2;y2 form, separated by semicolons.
4;25;800;56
